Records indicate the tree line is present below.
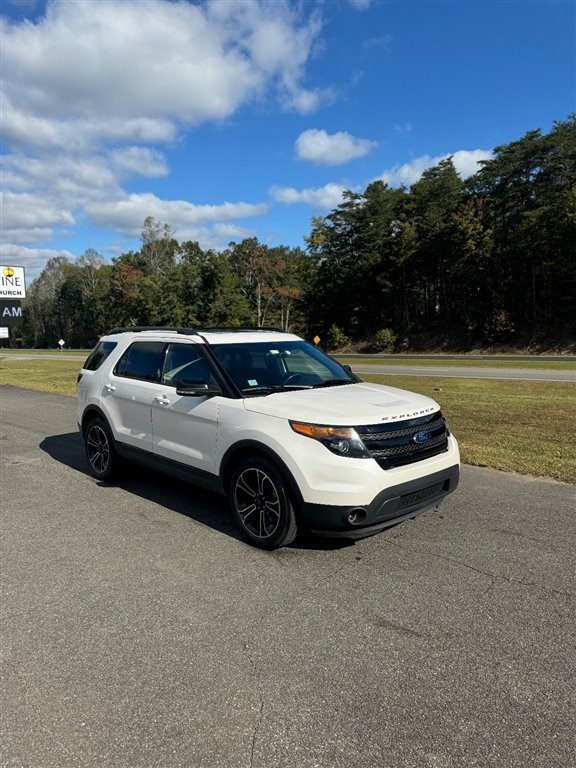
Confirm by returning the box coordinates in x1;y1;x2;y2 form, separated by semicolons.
18;115;576;351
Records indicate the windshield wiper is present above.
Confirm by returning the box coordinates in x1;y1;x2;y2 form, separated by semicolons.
240;385;284;395
240;383;315;396
240;380;352;396
311;379;353;389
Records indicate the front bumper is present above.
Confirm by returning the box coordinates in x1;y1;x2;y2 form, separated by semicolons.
300;464;460;539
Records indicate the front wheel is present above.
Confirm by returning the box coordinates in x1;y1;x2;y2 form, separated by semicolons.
84;417;119;480
229;457;298;549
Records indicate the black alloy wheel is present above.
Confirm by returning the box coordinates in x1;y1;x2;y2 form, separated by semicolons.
84;417;119;480
230;457;298;549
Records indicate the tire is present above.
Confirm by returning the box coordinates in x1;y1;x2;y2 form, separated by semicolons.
84;417;119;480
229;457;298;549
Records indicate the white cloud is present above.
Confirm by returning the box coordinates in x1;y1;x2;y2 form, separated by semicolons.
348;0;372;10
1;154;126;245
296;129;377;166
0;0;329;268
1;95;177;152
0;245;75;283
85;193;269;239
270;183;349;210
285;87;338;115
2;2;256;128
1;0;328;152
1;191;76;244
2;154;120;197
212;223;256;242
378;155;440;187
270;149;493;213
362;35;392;51
110;148;169;179
378;149;493;187
207;0;326;114
450;149;494;179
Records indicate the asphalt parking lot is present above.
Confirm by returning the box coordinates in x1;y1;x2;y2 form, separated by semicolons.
1;387;575;768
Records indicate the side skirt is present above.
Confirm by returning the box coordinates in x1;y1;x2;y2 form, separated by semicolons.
115;443;225;495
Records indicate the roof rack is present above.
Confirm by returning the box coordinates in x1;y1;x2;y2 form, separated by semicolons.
106;325;285;336
105;325;287;342
106;326;201;336
197;326;285;333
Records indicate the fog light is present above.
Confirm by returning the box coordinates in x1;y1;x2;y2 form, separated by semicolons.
347;508;366;525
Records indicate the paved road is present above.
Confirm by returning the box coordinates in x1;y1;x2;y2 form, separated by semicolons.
1;388;575;768
345;354;576;362
350;363;575;383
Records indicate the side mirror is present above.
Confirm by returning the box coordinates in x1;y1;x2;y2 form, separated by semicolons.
176;379;222;397
340;363;360;382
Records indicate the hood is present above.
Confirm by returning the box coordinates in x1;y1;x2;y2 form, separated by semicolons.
242;382;439;426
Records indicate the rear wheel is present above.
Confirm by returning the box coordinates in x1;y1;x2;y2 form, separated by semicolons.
229;457;298;549
84;417;119;480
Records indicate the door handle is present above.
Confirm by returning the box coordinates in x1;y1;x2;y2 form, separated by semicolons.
154;395;170;406
104;383;116;393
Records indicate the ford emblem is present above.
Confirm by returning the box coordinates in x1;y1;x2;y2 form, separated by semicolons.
413;431;431;444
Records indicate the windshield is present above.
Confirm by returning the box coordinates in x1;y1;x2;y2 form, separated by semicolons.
210;340;356;395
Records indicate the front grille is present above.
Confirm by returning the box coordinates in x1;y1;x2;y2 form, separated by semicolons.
399;481;445;509
356;410;449;469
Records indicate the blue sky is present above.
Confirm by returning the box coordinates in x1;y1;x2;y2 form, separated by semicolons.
1;0;575;282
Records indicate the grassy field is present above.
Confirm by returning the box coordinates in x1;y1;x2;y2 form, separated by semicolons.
1;355;575;484
0;358;83;396
361;372;575;484
0;348;89;356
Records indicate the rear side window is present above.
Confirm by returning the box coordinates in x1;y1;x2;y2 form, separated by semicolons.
83;341;117;371
114;342;165;383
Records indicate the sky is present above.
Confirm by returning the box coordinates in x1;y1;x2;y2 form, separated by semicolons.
1;0;575;284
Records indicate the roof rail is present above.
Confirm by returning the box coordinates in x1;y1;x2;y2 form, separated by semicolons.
104;326;290;349
106;326;200;335
106;325;286;336
197;326;285;333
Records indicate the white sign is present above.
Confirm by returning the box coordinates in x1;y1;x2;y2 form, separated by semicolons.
0;266;26;299
58;339;65;347
0;327;9;339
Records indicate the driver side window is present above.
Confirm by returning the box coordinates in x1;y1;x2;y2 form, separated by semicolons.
162;343;213;387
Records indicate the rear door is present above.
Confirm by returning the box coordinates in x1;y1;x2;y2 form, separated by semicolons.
106;341;166;452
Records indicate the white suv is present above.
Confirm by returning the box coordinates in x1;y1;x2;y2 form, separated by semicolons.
76;327;460;549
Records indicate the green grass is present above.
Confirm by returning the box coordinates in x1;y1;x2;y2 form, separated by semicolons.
0;348;89;356
1;357;574;484
362;373;576;484
0;358;83;396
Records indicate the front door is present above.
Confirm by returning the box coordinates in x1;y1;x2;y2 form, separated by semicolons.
151;342;220;475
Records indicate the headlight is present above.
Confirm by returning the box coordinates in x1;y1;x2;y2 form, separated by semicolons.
289;422;370;458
